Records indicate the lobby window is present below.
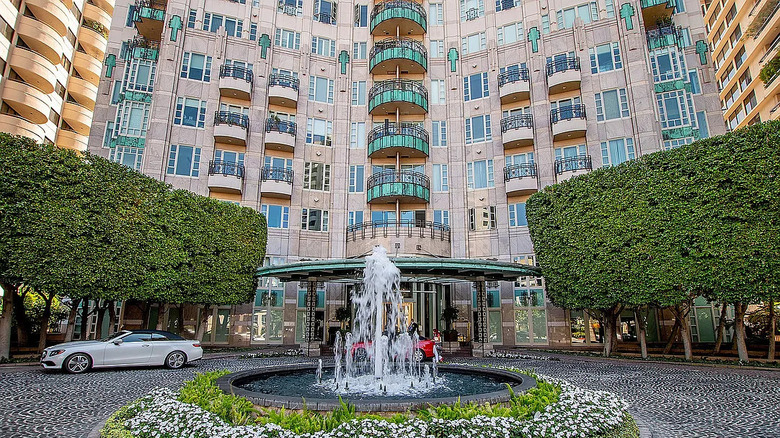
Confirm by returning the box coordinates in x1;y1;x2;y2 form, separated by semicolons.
589;42;622;74
429;3;444;25
433;164;449;192
314;0;337;24
308;76;334;103
465;114;492;144
432;121;447;147
430;79;446;104
260;205;290;229
306;118;333;145
472;285;502;343
124;59;156;92
556;2;598;29
174;97;207;128
348;211;364;226
166;145;201;177
301;209;329;231
350;122;366;148
508;203;527;227
656;90;689;128
353;42;367;59
109;146;143;171
434;210;449;225
311;36;336;57
463;72;489;101
278;0;303;16
430;40;445;58
467;159;495;189
181;52;212;82
461;32;486;54
594;88;629;121
496;0;521;12
600;138;635;167
303;162;331;191
116;101;150;137
460;0;485;21
352;81;366;105
650;47;686;82
203;13;243;37
469;206;497;230
497;22;524;45
688;70;701;94
514;256;547;344
349;165;364;192
354;4;367;27
275;28;301;50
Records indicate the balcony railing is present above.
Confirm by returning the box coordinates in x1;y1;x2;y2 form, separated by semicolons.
347;220;451;242
82;19;109;38
498;68;530;87
278;1;300;16
219;65;253;83
504;163;537;181
265;118;297;135
546;57;580;76
133;0;166;21
640;0;676;8
367;169;430;202
209;160;245;178
646;24;683;49
367;122;429;156
465;8;480;20
261;166;294;183
214;111;249;130
371;0;427;24
123;36;159;61
268;73;299;90
368;78;429;113
500;114;533;132
370;37;428;71
550;104;586;124
750;0;779;39
554;155;592;175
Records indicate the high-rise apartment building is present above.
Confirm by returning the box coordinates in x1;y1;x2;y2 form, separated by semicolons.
87;0;727;351
703;0;780;130
0;0;113;150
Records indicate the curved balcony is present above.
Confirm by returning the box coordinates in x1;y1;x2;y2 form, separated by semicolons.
79;21;110;59
207;160;245;194
640;0;676;27
56;129;89;152
498;68;530;104
554;155;592;183
91;0;116;14
213;111;249;146
500;114;534;149
67;76;99;109
16;15;65;64
260;166;294;199
0;114;45;143
346;220;451;258
132;0;166;41
26;0;69;36
504;164;538;196
370;37;427;74
546;57;581;95
265;119;296;152
369;79;428;115
367;123;428;158
371;0;427;36
268;74;299;108
2;80;50;124
550;105;587;141
61;101;94;135
9;47;57;94
219;65;253;100
72;49;103;85
84;2;113;32
367;170;430;204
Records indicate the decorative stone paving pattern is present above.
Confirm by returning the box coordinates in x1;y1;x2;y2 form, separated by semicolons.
0;354;777;438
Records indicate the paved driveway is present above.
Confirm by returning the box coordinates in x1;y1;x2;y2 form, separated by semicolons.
0;354;777;438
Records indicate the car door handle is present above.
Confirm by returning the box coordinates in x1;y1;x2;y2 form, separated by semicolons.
142;344;151;347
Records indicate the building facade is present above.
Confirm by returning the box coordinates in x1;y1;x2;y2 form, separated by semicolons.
87;0;726;351
702;0;780;130
0;0;112;150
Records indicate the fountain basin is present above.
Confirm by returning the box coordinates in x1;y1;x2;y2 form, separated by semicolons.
216;364;537;412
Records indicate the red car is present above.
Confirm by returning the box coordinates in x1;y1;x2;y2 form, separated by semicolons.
350;337;441;362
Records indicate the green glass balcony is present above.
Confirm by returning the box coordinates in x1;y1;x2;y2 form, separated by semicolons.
369;79;428;115
367;170;430;204
646;24;683;50
641;0;676;25
133;0;166;41
367;123;429;158
371;0;427;36
370;37;427;74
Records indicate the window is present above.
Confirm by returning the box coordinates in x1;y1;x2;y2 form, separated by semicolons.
506;151;534;166
306;118;333;145
472;286;502;342
111;80;122;104
265;156;293;171
349;165;364;192
556;2;598;29
514;257;547;344
203;13;243;37
688;70;701;94
434;210;449;225
465;115;492;144
303;162;331;191
461;32;486;54
679;28;692;47
250;23;257;41
352;81;366;105
187;9;196;28
116;101;150;137
278;0;303;16
429;3;444;25
353;42;367;59
354;4;368;27
126;5;137;27
497;22;524;46
314;0;337;24
166;145;201;177
433;164;449;192
261;205;290;229
600;138;635;167
309;76;334;103
555;144;587;160
589;43;622;74
594;88;629;121
430;40;445;58
508;203;527;227
430;80;446;104
605;0;615;17
348;211;364;226
432;121;447;147
275;28;301;49
311;36;336;57
542;14;550;34
469;206;497;230
463;72;489;101
181;52;212;82
109;146;143;171
214;150;245;169
651;47;686;83
656;90;689;128
696;111;709;139
102;121;114;148
460;0;485;21
350;122;366;148
467;159;495;189
663;137;694;150
301;209;329;231
496;0;521;12
174;97;207;128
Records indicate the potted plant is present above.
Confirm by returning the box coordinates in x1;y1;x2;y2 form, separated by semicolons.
440;306;459;342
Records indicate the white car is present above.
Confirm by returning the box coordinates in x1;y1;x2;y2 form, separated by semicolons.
40;329;203;374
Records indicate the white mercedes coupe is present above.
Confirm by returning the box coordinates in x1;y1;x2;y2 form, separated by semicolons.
40;329;203;374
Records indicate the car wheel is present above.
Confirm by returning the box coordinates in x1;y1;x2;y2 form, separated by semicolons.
63;353;91;374
412;349;425;362
165;351;187;369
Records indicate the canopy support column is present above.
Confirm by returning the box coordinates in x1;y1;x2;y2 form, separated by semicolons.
305;277;321;357
473;276;492;357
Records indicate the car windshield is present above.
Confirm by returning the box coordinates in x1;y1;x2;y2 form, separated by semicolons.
99;331;129;342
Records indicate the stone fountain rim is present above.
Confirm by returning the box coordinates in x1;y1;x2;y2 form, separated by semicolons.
215;363;537;412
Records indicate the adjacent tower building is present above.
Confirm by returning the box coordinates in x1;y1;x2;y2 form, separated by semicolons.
87;0;726;351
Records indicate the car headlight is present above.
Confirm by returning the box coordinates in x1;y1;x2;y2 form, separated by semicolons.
48;349;66;356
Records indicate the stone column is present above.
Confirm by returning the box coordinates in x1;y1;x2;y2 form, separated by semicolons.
473;276;492;357
305;277;321;357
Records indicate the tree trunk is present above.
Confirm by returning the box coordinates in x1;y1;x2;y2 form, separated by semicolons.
635;308;648;359
602;307;620;357
94;300;107;340
141;302;151;329
36;292;54;354
195;304;211;343
0;282;18;361
672;302;694;361
13;290;30;346
177;304;184;335
713;303;728;355
80;300;89;341
768;300;776;361
63;298;81;343
734;302;749;362
663;312;681;355
108;301;117;336
156;303;168;330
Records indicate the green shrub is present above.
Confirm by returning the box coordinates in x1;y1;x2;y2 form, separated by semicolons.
99;405;137;438
597;414;640;438
177;371;257;426
760;53;780;84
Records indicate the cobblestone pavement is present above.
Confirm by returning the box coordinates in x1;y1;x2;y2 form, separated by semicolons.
0;353;778;438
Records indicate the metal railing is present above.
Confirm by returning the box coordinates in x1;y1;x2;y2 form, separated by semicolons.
466;8;480;20
367;169;430;190
554;155;592;175
261;166;294;183
500;114;534;132
219;65;253;83
370;37;428;59
368;78;428;102
504;163;537;181
752;1;780;39
278;1;300;16
498;68;530;87
546;57;581;76
268;73;299;90
265;118;297;135
371;0;427;22
346;220;450;242
367;122;429;144
214;111;249;130
550;104;586;124
209;160;245;178
314;12;337;24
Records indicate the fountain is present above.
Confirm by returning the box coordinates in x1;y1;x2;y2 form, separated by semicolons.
216;246;536;412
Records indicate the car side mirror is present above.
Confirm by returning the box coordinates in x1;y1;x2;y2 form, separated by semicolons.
113;339;123;345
